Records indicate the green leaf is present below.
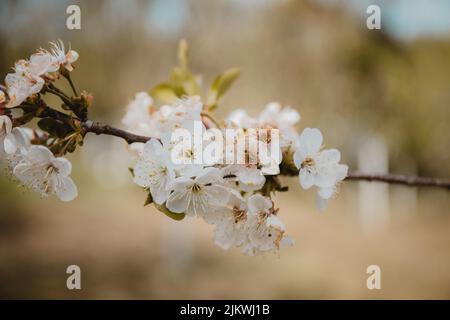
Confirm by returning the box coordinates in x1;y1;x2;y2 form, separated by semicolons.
144;192;153;206
177;39;189;71
156;203;186;221
37;117;73;138
169;67;201;96
151;83;186;104
207;68;240;108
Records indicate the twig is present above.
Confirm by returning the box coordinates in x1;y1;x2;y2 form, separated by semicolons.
63;74;78;96
82;120;152;144
80;121;450;189
346;172;450;189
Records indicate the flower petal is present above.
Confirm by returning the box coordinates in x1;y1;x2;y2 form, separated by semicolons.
166;190;191;213
247;194;272;215
56;176;78;202
27;145;54;163
299;128;322;154
318;149;340;165
52;157;72;176
299;168;314;189
196;167;222;185
150;178;171;205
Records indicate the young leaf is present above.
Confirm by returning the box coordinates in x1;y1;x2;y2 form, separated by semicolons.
151;83;185;104
156;203;186;221
177;39;189;71
144;192;153;206
207;68;240;108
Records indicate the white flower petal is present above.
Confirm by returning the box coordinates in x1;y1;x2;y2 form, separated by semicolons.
52;157;72;176
205;185;230;207
133;161;153;187
299;168;314;189
318;149;340;165
299;128;322;154
293;149;306;169
247;194;272;215
56;176;78;202
166;189;191;213
3;134;18;154
196;167;222;184
266;215;285;232
0;115;12;134
27;145;54;163
150;178;171;205
318;186;335;199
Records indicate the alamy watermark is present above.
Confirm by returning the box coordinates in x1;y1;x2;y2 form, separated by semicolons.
168;120;281;168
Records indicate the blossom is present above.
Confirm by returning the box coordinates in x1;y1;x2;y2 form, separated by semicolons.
227;109;258;128
5;72;44;107
166;167;230;218
0;115;29;155
3;41;76;108
227;102;300;150
122;92;156;136
293;128;348;205
242;194;293;255
133;139;175;205
155;96;202;134
211;190;248;249
14;51;58;77
258;102;300;129
13;145;77;202
49;40;79;72
223;165;266;192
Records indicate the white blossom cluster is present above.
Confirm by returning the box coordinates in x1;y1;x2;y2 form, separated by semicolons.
0;40;348;256
0;41;78;201
123;93;348;255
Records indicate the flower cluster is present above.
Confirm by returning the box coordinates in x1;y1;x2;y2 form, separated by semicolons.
0;40;348;256
3;40;78;108
124;93;347;255
0;41;79;201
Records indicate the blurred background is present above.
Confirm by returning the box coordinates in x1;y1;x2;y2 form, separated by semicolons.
1;0;450;299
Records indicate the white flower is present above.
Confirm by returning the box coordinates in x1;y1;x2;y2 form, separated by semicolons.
259;102;300;149
15;51;57;77
258;102;300;129
227;103;300;150
133;139;175;205
293;128;348;206
224;165;265;192
0;116;28;155
122;92;157;137
227;109;258;128
49;40;79;72
242;194;292;256
13;145;77;202
155;96;202;134
211;190;248;250
166;167;230;218
162;119;206;178
5;72;44;107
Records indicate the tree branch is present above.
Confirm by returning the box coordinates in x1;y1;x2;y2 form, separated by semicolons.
81;120;450;189
82;120;152;144
345;172;450;189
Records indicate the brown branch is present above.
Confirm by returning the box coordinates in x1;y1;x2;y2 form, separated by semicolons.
81;120;450;189
345;172;450;189
81;120;152;144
